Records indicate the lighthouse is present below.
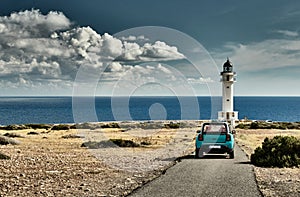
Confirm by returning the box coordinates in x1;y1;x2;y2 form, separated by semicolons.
218;58;238;123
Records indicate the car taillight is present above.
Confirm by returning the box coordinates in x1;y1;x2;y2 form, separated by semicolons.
198;134;203;141
226;134;231;141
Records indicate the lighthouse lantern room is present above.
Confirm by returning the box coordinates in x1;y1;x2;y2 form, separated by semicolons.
218;58;238;122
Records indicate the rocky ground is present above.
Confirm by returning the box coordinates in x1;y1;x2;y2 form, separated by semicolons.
0;121;197;196
0;121;299;196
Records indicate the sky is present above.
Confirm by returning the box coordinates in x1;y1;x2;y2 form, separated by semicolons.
1;0;300;96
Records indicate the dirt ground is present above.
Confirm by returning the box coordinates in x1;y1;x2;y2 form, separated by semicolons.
0;128;166;196
0;123;299;196
0;123;197;197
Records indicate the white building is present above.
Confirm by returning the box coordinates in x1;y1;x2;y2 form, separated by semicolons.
218;58;238;122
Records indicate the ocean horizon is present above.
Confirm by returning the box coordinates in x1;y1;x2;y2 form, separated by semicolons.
0;96;299;125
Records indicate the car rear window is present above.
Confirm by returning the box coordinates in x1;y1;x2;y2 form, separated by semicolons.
203;124;227;133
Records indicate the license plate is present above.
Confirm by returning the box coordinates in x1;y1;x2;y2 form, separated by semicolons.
209;145;221;149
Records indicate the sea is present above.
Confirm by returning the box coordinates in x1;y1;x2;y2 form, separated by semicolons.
0;96;299;125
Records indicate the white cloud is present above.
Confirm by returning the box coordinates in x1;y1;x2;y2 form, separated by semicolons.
120;35;149;41
0;9;185;95
0;9;71;37
276;30;298;37
215;38;300;72
187;77;214;84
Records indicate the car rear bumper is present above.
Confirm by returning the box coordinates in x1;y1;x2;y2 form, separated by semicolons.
196;144;233;154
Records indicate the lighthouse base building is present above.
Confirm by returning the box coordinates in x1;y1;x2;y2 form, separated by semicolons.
218;59;238;123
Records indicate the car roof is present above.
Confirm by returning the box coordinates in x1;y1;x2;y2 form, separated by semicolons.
202;122;228;126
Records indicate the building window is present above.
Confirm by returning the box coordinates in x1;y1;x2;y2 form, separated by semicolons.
227;76;230;81
227;99;230;101
227;86;229;88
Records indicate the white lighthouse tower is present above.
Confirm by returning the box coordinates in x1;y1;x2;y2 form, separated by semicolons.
218;58;238;122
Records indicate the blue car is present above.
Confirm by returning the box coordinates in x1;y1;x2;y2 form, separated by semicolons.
195;122;235;159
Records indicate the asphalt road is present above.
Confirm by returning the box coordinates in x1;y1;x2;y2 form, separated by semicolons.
130;145;262;197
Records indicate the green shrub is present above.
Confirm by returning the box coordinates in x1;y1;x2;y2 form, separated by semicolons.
140;141;151;146
101;123;120;128
251;136;300;168
0;152;10;160
27;131;39;135
51;124;70;130
81;141;114;148
62;134;84;139
3;133;24;138
110;139;140;147
0;136;20;145
139;122;162;130
81;139;140;148
71;123;100;130
25;124;52;130
164;122;180;129
0;124;29;130
249;122;259;129
236;123;248;129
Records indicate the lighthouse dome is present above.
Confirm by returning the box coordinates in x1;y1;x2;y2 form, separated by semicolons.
223;58;233;72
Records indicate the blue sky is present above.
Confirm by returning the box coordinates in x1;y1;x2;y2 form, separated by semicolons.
1;0;300;96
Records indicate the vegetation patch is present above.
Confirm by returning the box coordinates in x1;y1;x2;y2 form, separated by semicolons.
0;136;20;145
81;140;115;149
0;152;10;160
140;141;152;146
138;122;163;130
71;123;101;130
25;124;52;130
101;123;120;129
236;121;300;130
110;139;140;147
3;133;24;138
164;122;180;129
0;124;29;130
27;131;39;135
51;124;70;130
251;136;300;168
81;138;141;149
62;134;84;139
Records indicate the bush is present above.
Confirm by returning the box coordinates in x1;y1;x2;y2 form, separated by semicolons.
0;152;10;160
81;139;140;148
101;123;120;128
81;141;114;149
140;141;151;146
27;131;39;135
235;123;249;129
164;122;180;129
51;124;70;130
251;136;300;168
25;124;52;130
110;139;140;147
71;123;101;130
62;134;84;139
139;122;163;130
3;133;24;138
0;136;20;145
0;124;29;130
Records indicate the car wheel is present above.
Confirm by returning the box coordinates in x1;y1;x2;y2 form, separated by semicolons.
198;151;204;158
195;149;200;158
229;151;234;159
195;149;204;158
